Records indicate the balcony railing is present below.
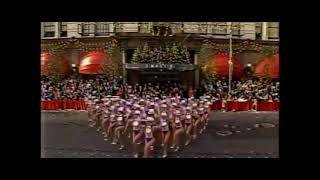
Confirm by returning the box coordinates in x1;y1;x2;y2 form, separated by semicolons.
78;22;114;36
115;22;140;33
76;22;248;37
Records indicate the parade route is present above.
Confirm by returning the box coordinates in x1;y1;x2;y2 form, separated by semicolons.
40;21;280;159
41;111;278;158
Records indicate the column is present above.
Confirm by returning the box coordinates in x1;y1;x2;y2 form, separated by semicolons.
194;53;199;87
55;22;59;38
207;22;213;34
122;48;126;84
109;22;115;36
41;22;44;38
227;22;232;35
122;48;127;98
262;22;268;40
148;22;152;33
89;22;95;37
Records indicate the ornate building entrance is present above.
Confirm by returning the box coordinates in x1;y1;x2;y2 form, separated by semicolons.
126;64;196;85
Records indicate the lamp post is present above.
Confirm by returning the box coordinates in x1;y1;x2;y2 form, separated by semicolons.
228;22;233;98
121;41;127;99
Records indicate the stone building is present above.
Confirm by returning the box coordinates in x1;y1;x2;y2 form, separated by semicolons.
41;22;279;86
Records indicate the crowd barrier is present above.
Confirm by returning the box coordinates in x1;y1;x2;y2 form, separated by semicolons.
211;100;279;111
41;100;279;111
41;100;87;110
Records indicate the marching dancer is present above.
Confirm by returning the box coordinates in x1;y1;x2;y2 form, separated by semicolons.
184;106;193;146
159;111;171;158
111;107;126;150
170;110;184;152
192;103;200;140
131;110;143;158
143;117;156;158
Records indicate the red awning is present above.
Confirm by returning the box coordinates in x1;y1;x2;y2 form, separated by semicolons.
79;51;110;74
206;53;243;78
253;53;279;79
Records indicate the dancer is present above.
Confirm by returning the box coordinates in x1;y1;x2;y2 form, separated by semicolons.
94;101;103;132
170;110;184;152
143;117;156;158
184;106;193;146
101;108;110;140
131;110;143;158
160;112;171;158
192;103;200;140
105;105;117;142
111;107;126;150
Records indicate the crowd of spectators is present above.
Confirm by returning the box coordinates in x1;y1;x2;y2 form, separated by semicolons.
41;76;124;100
201;78;279;101
41;76;279;102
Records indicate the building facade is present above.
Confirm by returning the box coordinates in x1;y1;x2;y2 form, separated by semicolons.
41;22;279;86
41;22;279;40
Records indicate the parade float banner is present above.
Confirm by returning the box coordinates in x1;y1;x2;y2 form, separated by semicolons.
125;63;197;71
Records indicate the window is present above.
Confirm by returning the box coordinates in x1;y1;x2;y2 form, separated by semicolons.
255;22;262;39
43;22;55;37
60;22;67;37
212;22;227;35
122;22;139;33
79;22;96;36
95;22;110;36
151;22;172;36
267;22;279;39
198;22;208;34
138;22;151;33
231;22;241;36
183;22;201;33
82;22;90;36
115;22;124;32
114;22;140;33
165;22;182;34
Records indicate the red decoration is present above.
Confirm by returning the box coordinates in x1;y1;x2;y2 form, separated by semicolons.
253;53;279;79
79;51;111;74
207;53;243;79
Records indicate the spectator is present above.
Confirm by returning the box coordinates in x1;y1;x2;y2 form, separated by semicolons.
41;76;279;102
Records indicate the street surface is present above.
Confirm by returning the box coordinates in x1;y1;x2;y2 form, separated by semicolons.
41;111;278;158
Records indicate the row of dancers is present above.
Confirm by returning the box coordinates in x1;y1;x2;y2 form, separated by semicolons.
86;95;212;158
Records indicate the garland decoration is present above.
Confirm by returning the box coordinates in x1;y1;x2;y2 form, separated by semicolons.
201;39;279;56
41;38;120;56
131;42;190;64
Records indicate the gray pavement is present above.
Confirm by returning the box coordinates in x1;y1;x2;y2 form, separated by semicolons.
41;111;278;158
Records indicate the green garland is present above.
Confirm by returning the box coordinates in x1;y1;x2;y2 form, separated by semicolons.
131;42;191;64
202;39;278;56
41;38;119;56
100;47;123;78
